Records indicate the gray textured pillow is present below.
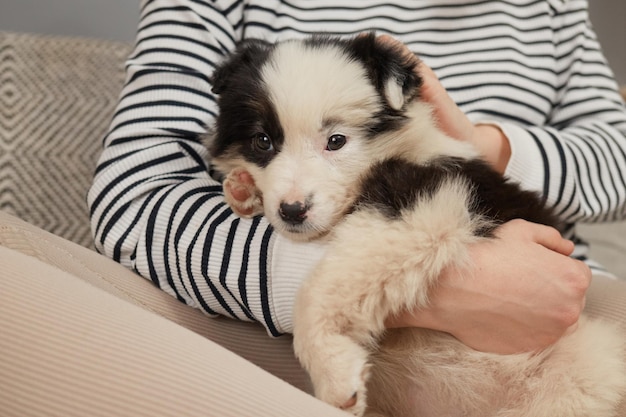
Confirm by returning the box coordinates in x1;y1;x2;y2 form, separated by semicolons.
0;32;131;248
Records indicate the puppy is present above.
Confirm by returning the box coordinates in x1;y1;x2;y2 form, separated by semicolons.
206;34;626;417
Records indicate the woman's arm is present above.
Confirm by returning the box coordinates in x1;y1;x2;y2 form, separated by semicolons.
415;2;626;223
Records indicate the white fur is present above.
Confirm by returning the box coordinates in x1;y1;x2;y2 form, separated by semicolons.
385;77;406;110
213;39;626;417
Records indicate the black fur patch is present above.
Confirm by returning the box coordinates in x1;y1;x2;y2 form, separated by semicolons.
356;157;560;237
339;33;422;104
344;33;422;136
210;39;284;168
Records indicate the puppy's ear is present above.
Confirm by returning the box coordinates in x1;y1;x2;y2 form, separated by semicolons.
211;38;273;94
347;33;422;110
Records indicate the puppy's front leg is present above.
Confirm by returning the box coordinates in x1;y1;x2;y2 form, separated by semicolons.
293;184;481;416
293;258;379;417
292;228;436;417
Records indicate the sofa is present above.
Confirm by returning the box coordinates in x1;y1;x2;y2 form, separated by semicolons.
1;31;625;416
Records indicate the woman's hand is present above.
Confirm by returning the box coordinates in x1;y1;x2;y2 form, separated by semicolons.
387;220;591;354
419;62;512;174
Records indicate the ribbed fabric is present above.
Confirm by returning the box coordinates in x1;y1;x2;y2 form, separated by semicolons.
87;0;626;335
0;245;349;417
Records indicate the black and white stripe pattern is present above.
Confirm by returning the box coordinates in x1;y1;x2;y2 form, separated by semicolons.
88;0;626;335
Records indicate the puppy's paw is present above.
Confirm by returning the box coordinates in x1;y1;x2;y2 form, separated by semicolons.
310;343;372;417
223;168;263;218
337;363;371;417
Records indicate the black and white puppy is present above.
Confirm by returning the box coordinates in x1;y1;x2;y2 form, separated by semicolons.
206;34;625;417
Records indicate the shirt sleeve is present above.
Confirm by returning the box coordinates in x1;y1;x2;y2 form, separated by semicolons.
496;1;626;223
87;0;326;336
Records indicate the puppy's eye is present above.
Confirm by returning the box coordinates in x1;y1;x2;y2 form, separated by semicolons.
326;134;346;151
252;133;274;152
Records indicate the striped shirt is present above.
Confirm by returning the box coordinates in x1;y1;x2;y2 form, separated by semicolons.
88;0;626;336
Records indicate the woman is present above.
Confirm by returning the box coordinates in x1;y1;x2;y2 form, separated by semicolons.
88;0;625;399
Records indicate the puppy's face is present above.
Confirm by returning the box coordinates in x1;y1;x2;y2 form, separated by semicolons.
209;35;421;240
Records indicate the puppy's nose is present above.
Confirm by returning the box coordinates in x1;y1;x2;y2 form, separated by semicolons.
279;201;308;225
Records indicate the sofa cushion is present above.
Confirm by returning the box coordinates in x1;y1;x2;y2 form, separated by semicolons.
0;32;131;248
578;222;626;280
